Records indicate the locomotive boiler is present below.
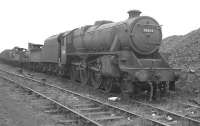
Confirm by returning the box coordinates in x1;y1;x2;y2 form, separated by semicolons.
71;10;161;55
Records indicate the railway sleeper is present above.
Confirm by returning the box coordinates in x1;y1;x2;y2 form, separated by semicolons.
73;103;96;108
56;120;77;125
38;105;54;110
83;111;112;117
65;101;89;106
85;113;122;122
78;106;103;112
43;109;60;114
93;115;124;121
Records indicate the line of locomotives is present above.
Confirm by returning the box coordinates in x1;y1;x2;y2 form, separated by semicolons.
0;10;180;101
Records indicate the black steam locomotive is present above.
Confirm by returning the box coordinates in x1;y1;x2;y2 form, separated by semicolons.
0;10;179;100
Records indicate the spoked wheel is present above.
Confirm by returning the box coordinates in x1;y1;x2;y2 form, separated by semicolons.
103;78;114;93
70;66;77;81
80;68;89;85
90;71;102;89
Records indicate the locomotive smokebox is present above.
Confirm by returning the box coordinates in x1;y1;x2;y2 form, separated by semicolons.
128;10;141;18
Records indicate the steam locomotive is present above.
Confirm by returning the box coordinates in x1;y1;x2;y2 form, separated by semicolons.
0;10;179;100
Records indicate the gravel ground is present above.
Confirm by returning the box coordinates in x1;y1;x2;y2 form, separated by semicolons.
0;74;83;126
1;62;200;125
0;79;58;126
0;62;199;104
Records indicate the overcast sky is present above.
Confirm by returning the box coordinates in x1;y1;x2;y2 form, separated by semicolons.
0;0;199;52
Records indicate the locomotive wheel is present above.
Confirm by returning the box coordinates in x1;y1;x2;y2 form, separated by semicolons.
103;78;114;93
80;68;89;85
120;81;134;98
90;71;102;89
70;66;77;81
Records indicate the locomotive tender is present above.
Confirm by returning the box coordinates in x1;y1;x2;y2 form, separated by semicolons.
1;10;179;100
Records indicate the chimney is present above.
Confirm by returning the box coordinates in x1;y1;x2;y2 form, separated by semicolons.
128;10;141;18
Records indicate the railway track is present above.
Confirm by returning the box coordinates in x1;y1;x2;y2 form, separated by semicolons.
0;68;199;126
127;99;200;126
1;82;83;126
0;69;169;126
0;73;100;126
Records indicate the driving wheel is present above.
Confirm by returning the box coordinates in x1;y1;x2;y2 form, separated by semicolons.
90;71;102;89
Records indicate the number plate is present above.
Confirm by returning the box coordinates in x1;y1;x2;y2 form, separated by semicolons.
143;28;154;33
